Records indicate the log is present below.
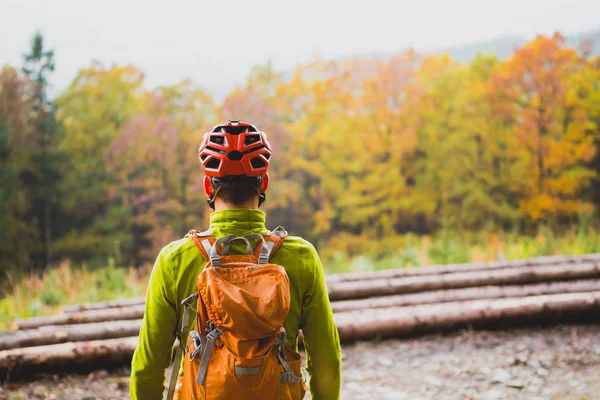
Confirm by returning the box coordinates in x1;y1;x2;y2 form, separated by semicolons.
0;336;139;379
6;280;600;350
334;291;600;342
327;262;600;300
0;320;142;351
13;304;146;330
326;253;600;283
3;291;600;378
331;279;600;312
55;254;600;314
62;297;146;313
15;262;600;329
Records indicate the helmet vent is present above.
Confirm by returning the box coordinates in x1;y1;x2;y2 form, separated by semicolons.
200;154;208;161
205;158;221;169
228;151;243;161
263;153;271;160
210;135;225;145
211;125;257;134
244;135;261;145
251;157;266;169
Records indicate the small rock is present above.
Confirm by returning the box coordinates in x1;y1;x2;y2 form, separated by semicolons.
377;357;394;367
492;368;511;383
539;355;554;368
514;352;529;365
536;367;549;377
482;388;506;400
345;382;363;391
382;390;409;400
526;384;541;394
516;344;527;352
87;369;109;381
505;379;524;389
423;374;443;387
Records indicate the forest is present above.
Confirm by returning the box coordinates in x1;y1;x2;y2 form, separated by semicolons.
2;31;600;283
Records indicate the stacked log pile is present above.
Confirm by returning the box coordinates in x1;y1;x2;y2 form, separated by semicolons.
2;254;600;378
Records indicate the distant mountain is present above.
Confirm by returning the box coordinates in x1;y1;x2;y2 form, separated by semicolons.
438;28;600;62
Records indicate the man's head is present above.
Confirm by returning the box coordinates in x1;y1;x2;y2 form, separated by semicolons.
198;120;272;210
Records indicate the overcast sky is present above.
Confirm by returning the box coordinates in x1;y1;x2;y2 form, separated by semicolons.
1;0;599;99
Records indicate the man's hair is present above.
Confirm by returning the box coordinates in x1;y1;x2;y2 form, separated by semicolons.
211;176;261;206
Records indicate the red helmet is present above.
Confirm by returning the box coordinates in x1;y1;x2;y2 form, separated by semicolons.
198;120;272;177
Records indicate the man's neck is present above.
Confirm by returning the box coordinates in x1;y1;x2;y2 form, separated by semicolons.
213;198;259;211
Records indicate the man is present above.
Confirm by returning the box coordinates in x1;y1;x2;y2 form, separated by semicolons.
130;120;342;399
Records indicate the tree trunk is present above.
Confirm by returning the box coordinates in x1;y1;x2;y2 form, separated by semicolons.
13;305;146;330
0;320;141;350
62;297;146;313
0;336;139;379
55;254;600;314
328;262;600;301
43;197;51;266
326;254;600;284
331;279;600;312
334;291;600;342
17;262;600;329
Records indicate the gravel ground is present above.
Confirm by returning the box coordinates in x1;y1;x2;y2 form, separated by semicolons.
2;324;599;400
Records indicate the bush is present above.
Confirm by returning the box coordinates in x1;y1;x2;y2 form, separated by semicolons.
427;231;471;265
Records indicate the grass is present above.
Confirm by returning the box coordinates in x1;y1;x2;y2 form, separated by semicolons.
322;224;600;274
0;261;149;331
2;224;600;331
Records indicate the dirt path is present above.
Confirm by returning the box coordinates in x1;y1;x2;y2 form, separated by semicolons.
2;324;599;400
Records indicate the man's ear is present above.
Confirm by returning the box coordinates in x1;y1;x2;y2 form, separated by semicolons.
260;173;270;193
203;176;214;197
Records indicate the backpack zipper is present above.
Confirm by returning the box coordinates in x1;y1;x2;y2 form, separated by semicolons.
218;262;265;269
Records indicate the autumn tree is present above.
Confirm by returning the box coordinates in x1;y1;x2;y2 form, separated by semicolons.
55;63;146;264
278;54;421;254
220;62;301;231
107;81;215;263
21;32;63;267
579;55;600;207
0;66;37;275
490;33;597;223
404;54;521;231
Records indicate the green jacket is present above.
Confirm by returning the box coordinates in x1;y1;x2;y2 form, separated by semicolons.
130;209;342;399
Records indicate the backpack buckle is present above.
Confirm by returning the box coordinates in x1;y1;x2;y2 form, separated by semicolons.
206;327;222;342
181;292;198;306
280;372;303;384
210;255;221;266
188;330;203;360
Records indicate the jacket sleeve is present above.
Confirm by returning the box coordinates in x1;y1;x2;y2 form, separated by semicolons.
300;244;343;400
130;247;178;400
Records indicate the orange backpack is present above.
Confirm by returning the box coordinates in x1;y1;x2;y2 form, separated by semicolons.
166;228;306;400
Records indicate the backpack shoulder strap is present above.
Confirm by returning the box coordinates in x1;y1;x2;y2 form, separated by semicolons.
255;226;288;260
185;229;216;261
166;230;213;400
